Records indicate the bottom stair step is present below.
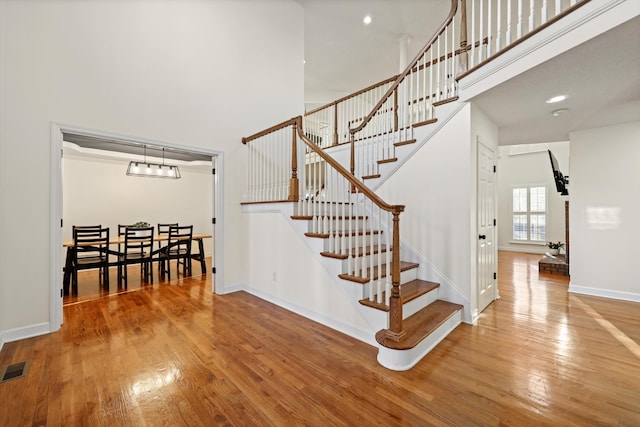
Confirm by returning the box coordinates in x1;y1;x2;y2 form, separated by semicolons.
375;300;463;350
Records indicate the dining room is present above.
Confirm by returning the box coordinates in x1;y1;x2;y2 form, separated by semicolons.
61;132;216;305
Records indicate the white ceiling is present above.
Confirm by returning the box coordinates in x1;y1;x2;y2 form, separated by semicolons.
472;15;640;145
297;1;640;145
296;0;452;104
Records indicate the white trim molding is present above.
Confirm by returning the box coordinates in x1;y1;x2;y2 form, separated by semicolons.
569;283;640;303
0;323;52;351
459;0;632;100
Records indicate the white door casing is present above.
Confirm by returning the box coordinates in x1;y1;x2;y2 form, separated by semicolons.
477;140;497;314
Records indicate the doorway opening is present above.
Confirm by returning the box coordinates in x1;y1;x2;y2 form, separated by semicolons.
50;123;224;328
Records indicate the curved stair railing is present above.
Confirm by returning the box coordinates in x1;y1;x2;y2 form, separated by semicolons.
243;117;409;342
242;0;593;349
303;0;590;182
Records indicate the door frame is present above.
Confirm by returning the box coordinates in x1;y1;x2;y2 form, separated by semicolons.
49;122;224;331
476;138;498;317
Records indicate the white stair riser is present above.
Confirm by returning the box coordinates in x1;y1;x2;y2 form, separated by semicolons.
402;288;439;319
322;233;382;252
309;218;368;233
338;252;392;274
362;280;391;301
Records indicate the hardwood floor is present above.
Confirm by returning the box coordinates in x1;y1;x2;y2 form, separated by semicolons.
1;251;639;425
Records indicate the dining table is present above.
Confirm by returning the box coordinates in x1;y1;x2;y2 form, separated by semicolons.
62;232;212;296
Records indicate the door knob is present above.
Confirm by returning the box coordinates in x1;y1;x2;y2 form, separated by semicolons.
479;234;486;240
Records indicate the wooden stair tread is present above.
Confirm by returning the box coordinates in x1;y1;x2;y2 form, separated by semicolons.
321;244;391;260
359;279;439;311
375;300;463;350
402;279;439;302
291;215;367;220
432;96;459;107
394;139;417;147
377;158;397;164
362;174;381;180
304;230;382;239
338;261;419;284
412;118;438;128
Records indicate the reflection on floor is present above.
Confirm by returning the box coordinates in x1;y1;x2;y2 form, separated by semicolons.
64;257;212;306
2;251;638;425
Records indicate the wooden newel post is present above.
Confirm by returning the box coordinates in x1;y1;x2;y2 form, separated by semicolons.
349;128;356;193
386;210;406;342
289;121;299;201
458;0;469;74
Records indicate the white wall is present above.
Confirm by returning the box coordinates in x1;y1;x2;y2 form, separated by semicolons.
0;0;303;341
497;141;570;253
569;121;640;301
62;150;212;255
376;104;475;318
242;210;373;341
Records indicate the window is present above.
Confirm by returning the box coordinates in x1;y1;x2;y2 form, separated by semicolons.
512;186;546;242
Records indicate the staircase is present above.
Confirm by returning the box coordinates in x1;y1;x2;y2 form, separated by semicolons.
241;0;596;370
293;206;463;370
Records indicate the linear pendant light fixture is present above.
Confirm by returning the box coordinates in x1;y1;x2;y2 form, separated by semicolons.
126;146;181;179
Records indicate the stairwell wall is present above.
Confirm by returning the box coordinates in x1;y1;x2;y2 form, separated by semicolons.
376;104;475;321
241;208;374;343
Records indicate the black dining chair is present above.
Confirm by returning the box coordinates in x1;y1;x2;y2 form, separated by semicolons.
117;224;135;257
157;223;179;236
156;223;178;270
117;226;155;288
159;225;193;281
71;226;110;295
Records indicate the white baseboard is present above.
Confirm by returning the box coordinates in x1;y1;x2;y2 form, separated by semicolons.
217;282;247;295
569;283;640;303
241;287;376;347
0;322;51;353
498;245;548;254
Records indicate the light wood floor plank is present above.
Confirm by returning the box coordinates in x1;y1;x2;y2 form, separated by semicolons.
1;251;639;425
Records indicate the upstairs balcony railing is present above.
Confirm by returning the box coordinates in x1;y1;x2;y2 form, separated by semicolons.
304;0;590;181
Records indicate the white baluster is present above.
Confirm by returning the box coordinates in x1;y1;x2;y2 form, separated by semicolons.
487;0;493;57
496;0;502;52
471;0;476;68
506;0;512;45
541;0;548;25
517;0;523;38
478;0;484;65
529;0;535;33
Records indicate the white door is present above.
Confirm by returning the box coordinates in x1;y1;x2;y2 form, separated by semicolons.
477;141;497;313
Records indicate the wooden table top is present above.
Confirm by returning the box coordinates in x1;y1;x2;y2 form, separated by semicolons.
63;233;212;248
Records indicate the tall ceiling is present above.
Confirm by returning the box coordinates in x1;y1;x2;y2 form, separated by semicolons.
296;0;451;104
296;1;640;145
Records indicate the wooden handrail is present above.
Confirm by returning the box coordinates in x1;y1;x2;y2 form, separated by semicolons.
242;118;298;144
294;117;404;215
349;0;459;136
304;75;400;117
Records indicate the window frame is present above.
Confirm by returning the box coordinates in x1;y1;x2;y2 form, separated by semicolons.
511;184;547;243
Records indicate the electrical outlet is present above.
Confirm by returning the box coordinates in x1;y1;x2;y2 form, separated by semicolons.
272;272;277;282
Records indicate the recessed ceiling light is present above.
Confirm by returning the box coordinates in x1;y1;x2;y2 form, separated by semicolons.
552;108;569;116
363;15;372;25
545;95;568;104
